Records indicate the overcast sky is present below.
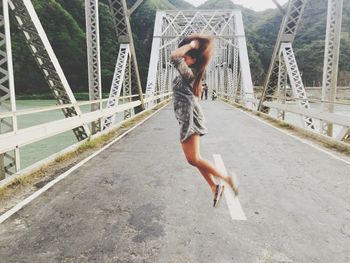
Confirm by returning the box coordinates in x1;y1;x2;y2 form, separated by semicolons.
185;0;289;11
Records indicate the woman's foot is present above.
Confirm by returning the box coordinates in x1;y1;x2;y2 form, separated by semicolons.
226;175;239;196
213;184;224;208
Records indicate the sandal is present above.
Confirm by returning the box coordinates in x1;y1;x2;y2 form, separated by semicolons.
213;184;224;208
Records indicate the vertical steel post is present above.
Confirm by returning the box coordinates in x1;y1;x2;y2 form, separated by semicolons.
233;44;239;99
0;0;19;178
145;11;164;105
321;0;343;137
123;56;132;119
85;0;102;134
234;11;254;109
277;49;287;120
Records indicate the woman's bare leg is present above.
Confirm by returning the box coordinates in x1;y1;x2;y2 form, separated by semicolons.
181;134;231;192
181;134;216;192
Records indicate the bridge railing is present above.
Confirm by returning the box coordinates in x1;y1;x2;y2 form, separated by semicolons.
217;91;350;143
0;93;172;184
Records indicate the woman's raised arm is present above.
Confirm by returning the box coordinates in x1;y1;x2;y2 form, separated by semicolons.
170;40;199;59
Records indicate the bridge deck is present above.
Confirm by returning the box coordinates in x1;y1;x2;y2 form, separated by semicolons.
0;101;349;262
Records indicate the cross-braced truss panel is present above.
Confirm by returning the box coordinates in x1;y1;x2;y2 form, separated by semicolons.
9;0;89;141
103;44;129;129
146;10;254;109
281;43;315;129
259;0;307;113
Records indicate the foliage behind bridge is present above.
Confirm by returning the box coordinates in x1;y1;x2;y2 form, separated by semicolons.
10;0;350;96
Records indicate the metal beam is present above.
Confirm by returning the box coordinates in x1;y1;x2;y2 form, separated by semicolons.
123;54;132;119
0;92;172;155
85;0;102;134
262;101;350;128
0;100;141;154
103;44;129;129
107;0;145;110
0;0;19;177
8;0;90;141
128;0;143;16
276;50;287;120
272;0;286;15
321;0;344;137
258;0;307;113
281;43;315;129
145;11;164;104
234;11;254;109
146;10;255;109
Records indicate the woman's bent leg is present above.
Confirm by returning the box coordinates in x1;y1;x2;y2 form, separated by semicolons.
181;134;229;192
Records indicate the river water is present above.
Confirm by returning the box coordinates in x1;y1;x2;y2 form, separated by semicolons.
10;100;350;169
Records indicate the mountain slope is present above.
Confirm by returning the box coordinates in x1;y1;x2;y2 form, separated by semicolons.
12;0;88;94
198;0;235;9
169;0;195;9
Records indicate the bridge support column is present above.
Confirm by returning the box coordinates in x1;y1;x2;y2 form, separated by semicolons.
281;43;314;130
234;11;254;109
0;0;20;177
123;56;132;119
0;154;4;180
277;50;287;120
103;44;130;129
145;11;164;107
321;0;344;138
85;0;102;134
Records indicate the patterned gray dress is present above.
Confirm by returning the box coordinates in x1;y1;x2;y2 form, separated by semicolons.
171;56;208;142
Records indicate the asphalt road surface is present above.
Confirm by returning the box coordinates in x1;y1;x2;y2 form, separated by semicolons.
0;100;349;262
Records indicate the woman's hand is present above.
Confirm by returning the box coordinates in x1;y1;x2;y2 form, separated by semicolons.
171;39;199;60
190;40;200;50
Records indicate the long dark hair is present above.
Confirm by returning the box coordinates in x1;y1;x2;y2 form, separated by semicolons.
178;34;214;97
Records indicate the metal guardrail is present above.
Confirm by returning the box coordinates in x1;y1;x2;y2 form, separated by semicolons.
0;92;172;166
264;95;350;106
262;102;350;126
0;95;140;119
217;91;350;142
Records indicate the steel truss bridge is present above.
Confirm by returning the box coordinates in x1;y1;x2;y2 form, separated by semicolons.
0;0;349;181
0;0;350;260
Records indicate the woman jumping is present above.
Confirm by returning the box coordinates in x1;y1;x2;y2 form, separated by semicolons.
170;34;238;208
